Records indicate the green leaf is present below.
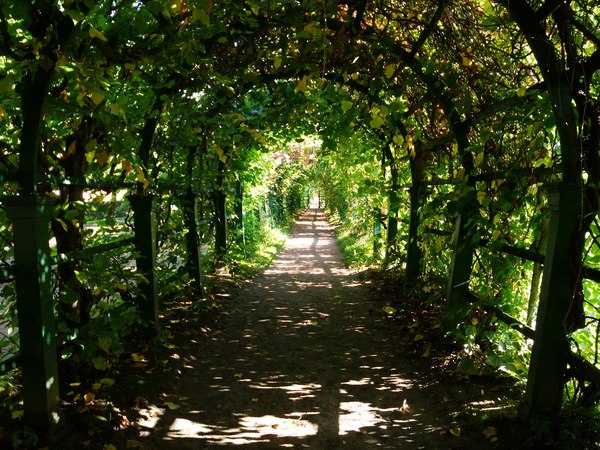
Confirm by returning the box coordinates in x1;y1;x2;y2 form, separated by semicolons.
98;336;112;353
370;116;385;129
64;9;85;24
89;26;108;42
193;8;210;26
341;100;353;112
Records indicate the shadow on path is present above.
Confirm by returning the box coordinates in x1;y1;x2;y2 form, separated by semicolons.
137;209;508;449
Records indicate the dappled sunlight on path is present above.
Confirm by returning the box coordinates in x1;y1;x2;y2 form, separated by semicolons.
137;209;506;449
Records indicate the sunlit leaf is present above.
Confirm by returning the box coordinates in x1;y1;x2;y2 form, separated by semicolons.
84;392;96;404
341;100;353;112
131;353;147;363
89;26;108;42
382;306;396;315
384;64;395;78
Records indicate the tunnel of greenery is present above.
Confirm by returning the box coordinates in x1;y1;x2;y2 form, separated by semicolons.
0;0;599;442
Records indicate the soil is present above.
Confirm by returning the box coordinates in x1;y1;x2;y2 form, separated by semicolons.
118;209;519;450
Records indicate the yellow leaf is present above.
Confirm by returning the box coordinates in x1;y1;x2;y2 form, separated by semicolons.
11;410;24;419
461;55;473;67
295;75;308;93
164;401;180;410
103;445;117;450
89;89;105;106
491;229;501;241
516;87;527;97
122;159;133;174
382;306;396;315
135;167;149;190
303;22;317;34
84;392;95;404
449;425;461;437
274;57;282;69
384;64;395;78
95;150;109;166
234;372;243;378
89;26;108;42
413;333;425;341
131;353;147;363
67;140;77;156
527;184;538;196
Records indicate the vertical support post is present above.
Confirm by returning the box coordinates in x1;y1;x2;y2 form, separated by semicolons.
128;194;159;331
373;208;382;259
522;183;580;419
182;191;204;296
235;180;246;252
444;207;477;329
4;196;61;434
405;185;423;286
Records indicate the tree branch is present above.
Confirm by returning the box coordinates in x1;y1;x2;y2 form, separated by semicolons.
410;0;451;56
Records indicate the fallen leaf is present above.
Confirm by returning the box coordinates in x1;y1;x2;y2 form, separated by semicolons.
84;392;95;405
482;426;497;440
131;353;147;363
449;425;461;437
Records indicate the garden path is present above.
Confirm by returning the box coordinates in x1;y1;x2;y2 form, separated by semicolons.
136;209;511;449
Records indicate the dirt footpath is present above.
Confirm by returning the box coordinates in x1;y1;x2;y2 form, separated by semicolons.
136;209;513;449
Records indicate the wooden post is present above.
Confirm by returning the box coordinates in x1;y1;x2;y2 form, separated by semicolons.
4;196;61;433
128;194;159;331
444;206;477;328
183;191;204;296
405;185;423;285
522;183;580;419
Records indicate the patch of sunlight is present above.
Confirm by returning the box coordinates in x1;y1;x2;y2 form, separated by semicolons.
166;414;318;444
342;378;372;386
287;237;316;249
338;401;400;435
252;382;321;395
137;405;166;436
467;399;507;412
